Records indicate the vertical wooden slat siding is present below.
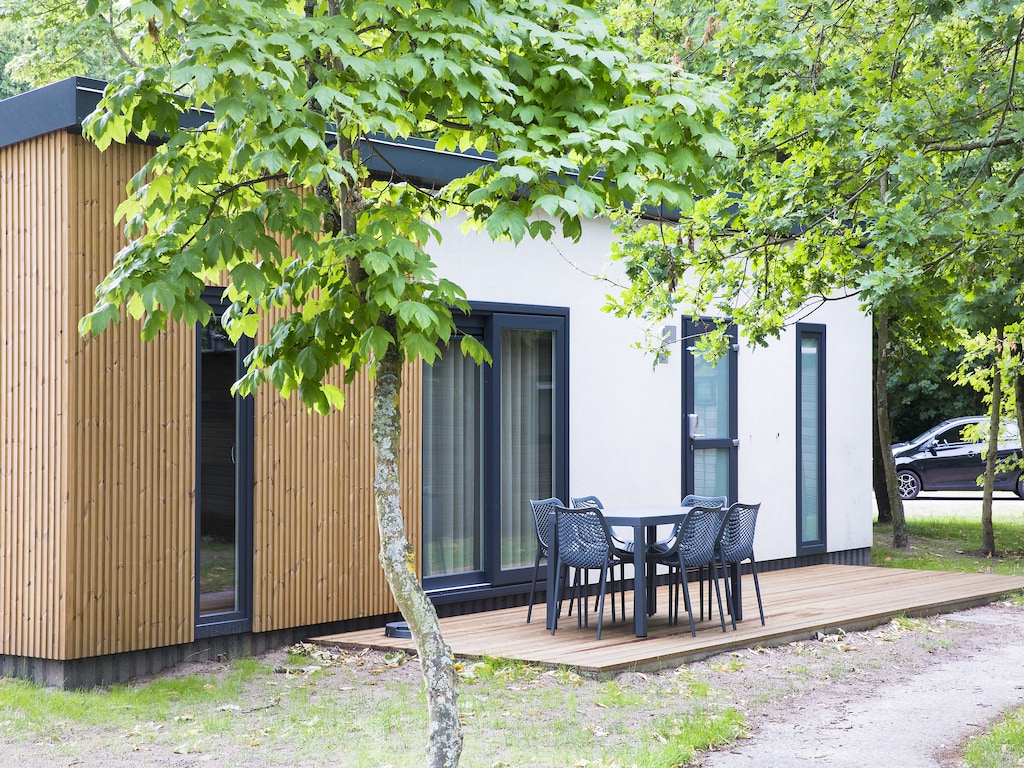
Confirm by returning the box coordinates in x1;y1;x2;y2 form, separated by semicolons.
3;132;426;660
1;133;70;659
252;362;423;633
64;135;195;658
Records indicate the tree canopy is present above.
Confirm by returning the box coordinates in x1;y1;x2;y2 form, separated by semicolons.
0;0;136;96
605;0;1024;350
77;1;730;765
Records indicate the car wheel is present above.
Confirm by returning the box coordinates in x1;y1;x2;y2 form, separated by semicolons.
897;470;921;500
1016;474;1024;499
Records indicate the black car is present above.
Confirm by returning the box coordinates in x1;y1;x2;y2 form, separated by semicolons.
891;416;1023;499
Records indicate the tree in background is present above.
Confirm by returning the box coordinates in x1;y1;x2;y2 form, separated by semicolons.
78;1;729;765
601;0;1024;549
0;0;136;94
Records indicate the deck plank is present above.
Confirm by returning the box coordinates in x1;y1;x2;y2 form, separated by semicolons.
312;565;1024;674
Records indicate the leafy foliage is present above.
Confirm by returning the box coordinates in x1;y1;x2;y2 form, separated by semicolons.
80;0;730;414
0;0;138;94
602;0;1024;360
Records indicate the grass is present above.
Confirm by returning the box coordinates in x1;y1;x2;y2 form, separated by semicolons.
874;507;1024;766
964;709;1024;768
0;647;747;768
871;516;1024;576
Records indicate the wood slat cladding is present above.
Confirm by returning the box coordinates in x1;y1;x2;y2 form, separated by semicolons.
252;364;423;632
1;133;196;660
64;134;195;658
2;132;425;660
1;132;70;659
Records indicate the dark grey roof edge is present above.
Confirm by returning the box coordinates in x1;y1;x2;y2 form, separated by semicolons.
0;76;105;149
0;76;494;189
0;77;679;221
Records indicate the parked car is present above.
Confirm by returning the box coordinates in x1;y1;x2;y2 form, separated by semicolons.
891;416;1023;499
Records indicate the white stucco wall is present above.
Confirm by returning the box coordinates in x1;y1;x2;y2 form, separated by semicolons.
429;214;873;562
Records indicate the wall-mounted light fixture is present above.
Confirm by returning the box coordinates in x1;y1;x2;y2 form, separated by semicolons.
657;325;677;365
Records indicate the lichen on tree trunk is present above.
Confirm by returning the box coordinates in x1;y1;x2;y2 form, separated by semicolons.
370;328;464;768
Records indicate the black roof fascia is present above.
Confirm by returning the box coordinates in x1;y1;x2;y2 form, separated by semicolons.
0;76;106;149
0;77;492;189
0;76;679;221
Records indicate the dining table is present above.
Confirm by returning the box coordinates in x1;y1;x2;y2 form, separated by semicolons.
546;505;742;638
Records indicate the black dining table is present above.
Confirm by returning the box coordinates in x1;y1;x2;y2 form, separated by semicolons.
546;505;742;638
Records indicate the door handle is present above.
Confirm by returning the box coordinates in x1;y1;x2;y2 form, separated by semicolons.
688;413;704;439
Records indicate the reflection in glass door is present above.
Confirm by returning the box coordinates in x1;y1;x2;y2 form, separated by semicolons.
497;325;556;572
197;301;253;635
683;319;738;503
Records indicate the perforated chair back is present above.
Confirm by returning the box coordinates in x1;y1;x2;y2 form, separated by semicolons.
719;503;760;562
717;502;765;628
571;495;603;509
555;505;615;569
682;494;728;509
677;506;724;568
530;497;561;556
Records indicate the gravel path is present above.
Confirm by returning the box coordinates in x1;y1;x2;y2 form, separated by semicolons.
698;603;1024;768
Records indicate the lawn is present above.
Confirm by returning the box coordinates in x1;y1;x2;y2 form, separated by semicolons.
874;502;1024;767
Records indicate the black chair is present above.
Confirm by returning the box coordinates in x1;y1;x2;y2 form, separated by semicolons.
717;502;765;629
526;498;560;624
649;505;728;636
681;494;728;618
570;495;630;621
550;504;627;638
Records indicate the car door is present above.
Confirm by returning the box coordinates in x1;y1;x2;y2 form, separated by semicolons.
919;422;984;490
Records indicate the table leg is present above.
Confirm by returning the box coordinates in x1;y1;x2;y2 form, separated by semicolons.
545;512;557;630
632;523;647;637
730;562;743;621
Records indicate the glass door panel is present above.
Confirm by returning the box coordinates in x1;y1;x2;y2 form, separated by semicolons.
422;344;485;579
693;448;732;499
199;316;239;615
683;319;739;504
499;327;556;570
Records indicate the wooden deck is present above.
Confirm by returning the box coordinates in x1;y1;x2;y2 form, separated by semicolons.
312;565;1024;675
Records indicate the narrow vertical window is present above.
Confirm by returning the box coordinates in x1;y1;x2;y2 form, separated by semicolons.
797;324;826;553
196;292;253;637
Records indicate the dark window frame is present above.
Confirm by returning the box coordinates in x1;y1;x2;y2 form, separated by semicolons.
796;323;827;555
194;289;254;638
423;302;570;593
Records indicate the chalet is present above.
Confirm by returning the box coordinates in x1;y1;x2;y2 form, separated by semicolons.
0;77;873;686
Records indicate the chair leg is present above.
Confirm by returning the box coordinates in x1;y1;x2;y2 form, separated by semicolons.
719;555;737;631
596;567;609;639
551;560;566;636
678;563;696;637
709;559;728;633
526;550;543;624
750;558;765;626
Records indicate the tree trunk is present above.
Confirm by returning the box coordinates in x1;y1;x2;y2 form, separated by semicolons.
980;328;1002;557
1015;368;1024;490
371;331;464;768
875;311;907;547
872;326;892;523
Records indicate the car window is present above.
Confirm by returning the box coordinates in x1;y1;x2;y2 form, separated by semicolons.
933;424;977;446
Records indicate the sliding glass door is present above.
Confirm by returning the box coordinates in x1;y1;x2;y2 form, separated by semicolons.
422;306;567;590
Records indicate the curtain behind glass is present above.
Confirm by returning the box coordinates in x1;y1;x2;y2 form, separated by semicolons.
422;346;484;577
501;329;555;569
800;337;821;543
